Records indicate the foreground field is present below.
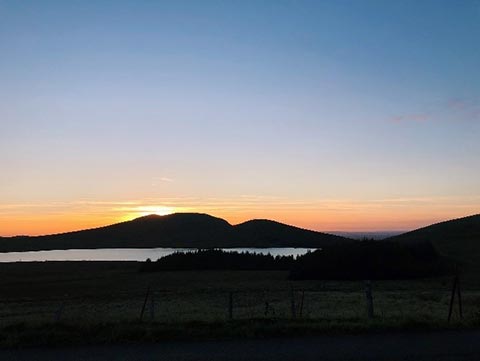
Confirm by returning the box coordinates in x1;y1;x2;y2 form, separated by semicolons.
0;262;479;346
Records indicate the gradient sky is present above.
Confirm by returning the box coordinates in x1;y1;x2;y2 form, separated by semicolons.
1;0;479;236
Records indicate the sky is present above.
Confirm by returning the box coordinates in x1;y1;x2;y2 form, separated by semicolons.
1;0;479;236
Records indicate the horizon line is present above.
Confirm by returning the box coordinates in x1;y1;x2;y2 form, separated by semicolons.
2;211;478;238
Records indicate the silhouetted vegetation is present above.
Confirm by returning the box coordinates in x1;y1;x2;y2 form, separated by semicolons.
290;241;452;280
140;249;295;271
140;242;451;280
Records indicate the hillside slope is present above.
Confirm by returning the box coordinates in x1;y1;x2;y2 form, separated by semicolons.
234;219;345;248
0;213;349;252
388;214;480;266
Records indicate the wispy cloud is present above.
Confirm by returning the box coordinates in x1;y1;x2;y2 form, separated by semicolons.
447;98;469;110
3;194;479;215
390;97;480;125
151;176;174;186
391;113;430;123
447;97;480;121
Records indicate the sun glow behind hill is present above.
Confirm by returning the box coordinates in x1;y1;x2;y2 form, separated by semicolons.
121;205;176;220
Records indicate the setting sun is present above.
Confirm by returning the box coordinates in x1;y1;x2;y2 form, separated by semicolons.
130;206;176;218
116;205;178;223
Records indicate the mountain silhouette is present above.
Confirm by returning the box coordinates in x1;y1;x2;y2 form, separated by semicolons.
0;213;349;252
388;214;480;268
234;219;340;247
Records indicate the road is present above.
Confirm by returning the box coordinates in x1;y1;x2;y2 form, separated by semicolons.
2;330;480;360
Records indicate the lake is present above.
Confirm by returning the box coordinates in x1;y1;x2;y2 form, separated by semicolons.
0;247;317;263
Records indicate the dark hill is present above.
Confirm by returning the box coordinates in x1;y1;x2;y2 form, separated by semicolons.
234;219;345;248
388;214;480;268
0;213;349;252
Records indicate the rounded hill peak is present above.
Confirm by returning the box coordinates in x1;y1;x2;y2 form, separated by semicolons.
132;212;231;225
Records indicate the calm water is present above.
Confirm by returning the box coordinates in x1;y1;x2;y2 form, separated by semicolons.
0;247;317;263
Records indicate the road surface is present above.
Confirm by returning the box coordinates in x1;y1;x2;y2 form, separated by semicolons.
2;330;480;360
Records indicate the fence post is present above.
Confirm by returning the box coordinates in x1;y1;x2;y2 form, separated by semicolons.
264;290;269;317
299;290;305;318
54;300;66;322
365;280;374;319
448;265;462;322
291;287;296;319
457;274;463;319
140;286;150;322
149;290;155;321
228;291;233;320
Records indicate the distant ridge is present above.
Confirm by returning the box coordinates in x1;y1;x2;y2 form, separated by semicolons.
329;231;404;240
388;214;480;267
0;213;350;252
234;219;340;247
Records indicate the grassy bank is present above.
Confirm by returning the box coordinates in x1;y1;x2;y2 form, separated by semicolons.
0;261;478;347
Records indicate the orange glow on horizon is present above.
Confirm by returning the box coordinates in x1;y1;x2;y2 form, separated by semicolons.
1;198;478;237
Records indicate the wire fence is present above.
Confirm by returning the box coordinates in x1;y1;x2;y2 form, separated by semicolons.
0;279;476;326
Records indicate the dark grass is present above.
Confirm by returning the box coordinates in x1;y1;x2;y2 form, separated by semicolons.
2;317;480;348
0;261;479;347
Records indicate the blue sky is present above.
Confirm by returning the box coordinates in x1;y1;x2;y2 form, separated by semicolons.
1;0;479;234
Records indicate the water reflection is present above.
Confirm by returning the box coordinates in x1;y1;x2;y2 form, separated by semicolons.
0;247;317;263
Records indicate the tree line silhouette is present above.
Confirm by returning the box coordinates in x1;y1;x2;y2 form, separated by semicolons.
290;240;450;280
140;241;451;280
140;249;294;271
